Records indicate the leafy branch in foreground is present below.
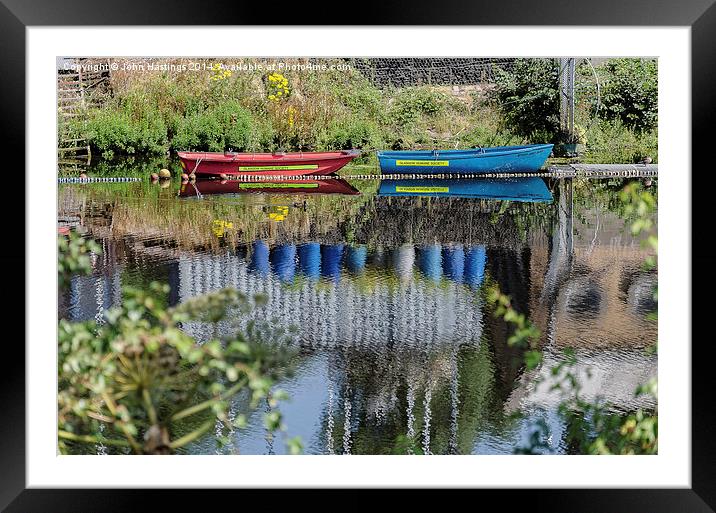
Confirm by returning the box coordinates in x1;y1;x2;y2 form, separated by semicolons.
58;233;301;454
58;230;102;289
487;284;543;371
487;180;657;455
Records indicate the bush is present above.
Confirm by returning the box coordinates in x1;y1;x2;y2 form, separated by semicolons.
490;59;560;143
319;118;382;151
171;100;259;152
598;58;657;133
86;109;168;156
58;232;302;455
389;87;450;126
583;119;657;164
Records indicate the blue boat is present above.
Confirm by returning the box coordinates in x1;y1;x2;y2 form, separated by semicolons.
377;144;553;174
378;177;553;203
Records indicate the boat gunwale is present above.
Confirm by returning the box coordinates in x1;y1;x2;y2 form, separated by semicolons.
177;150;360;163
377;144;553;161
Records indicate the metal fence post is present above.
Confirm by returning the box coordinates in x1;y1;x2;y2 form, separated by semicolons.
559;57;576;141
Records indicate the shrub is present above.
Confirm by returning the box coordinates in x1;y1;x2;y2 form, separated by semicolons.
389;87;450;126
598;58;658;132
319;118;382;151
58;232;302;455
86;109;168;156
583;119;657;164
490;58;560;143
171;100;257;152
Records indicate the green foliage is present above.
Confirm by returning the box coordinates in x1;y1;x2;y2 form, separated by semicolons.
462;124;519;148
389;87;451;126
598;58;658;132
516;350;657;455
511;180;658;455
391;434;424;455
319;118;382;151
58;283;298;454
57;228;301;455
85;109;168;156
58;232;102;290
335;81;384;120
171;100;260;152
621;182;658;305
488;285;542;370
490;58;560;143
582;120;657;164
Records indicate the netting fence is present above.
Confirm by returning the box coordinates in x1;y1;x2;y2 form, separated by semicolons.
339;58;516;88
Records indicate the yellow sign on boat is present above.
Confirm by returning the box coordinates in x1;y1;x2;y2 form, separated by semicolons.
395;186;450;193
396;160;449;167
239;183;319;189
238;164;319;171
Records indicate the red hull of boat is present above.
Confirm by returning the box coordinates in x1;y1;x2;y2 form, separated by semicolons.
178;178;360;198
177;150;360;177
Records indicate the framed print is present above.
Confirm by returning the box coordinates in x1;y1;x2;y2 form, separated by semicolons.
3;0;714;510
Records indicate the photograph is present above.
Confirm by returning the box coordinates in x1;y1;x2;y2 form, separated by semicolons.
56;56;659;456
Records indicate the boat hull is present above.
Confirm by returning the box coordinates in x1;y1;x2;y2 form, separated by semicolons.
377;144;553;174
177;150;360;177
178;178;360;198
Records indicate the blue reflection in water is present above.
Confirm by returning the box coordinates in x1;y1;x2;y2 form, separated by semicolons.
270;244;297;283
442;245;465;283
321;244;345;282
346;245;368;274
297;243;321;281
465;245;487;289
249;240;270;276
418;244;442;282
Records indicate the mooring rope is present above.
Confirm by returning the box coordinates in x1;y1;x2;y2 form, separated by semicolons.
57;168;658;183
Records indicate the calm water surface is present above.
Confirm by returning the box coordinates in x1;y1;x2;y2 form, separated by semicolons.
58;169;657;455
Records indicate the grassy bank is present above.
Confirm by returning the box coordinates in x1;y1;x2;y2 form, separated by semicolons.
66;58;657;166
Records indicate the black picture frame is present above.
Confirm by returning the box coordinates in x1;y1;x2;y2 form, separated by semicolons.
3;0;714;510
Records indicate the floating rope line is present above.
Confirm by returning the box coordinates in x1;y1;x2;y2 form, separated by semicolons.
58;177;142;183
224;168;658;181
57;166;658;183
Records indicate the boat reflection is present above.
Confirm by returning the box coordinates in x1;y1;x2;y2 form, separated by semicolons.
178;177;361;198
378;177;553;202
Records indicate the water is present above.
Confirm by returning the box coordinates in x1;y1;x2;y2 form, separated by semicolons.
58;170;658;455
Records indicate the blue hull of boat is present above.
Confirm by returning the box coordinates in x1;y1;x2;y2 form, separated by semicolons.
377;144;553;174
378;177;553;203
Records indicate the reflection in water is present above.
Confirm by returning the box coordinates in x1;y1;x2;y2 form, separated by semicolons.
378;177;553;202
346;245;368;274
58;177;657;454
418;244;442;283
179;177;361;198
298;243;321;281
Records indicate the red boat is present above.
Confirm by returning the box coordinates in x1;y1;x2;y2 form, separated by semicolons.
177;150;360;177
178;177;361;198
